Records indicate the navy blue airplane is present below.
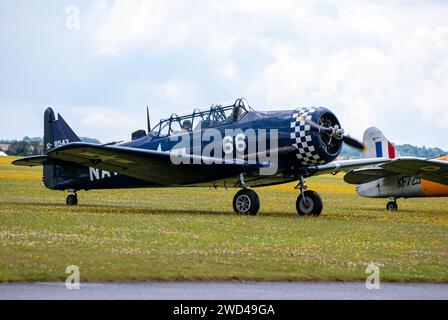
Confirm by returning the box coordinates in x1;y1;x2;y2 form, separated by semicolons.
13;98;386;216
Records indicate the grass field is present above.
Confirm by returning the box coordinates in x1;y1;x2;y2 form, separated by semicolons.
0;156;447;283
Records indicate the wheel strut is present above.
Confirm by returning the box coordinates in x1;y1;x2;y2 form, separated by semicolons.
295;176;308;206
236;173;247;188
295;176;323;217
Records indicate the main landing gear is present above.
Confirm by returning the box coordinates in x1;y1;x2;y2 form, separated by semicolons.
386;199;398;211
232;175;323;217
233;189;260;215
233;174;260;215
295;177;323;216
66;191;78;206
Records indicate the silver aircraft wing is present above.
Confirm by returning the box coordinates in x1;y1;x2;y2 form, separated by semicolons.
344;157;448;186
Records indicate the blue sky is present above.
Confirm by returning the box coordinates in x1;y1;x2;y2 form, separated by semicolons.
1;0;447;149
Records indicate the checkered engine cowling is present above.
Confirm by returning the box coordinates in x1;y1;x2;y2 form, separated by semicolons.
290;107;341;166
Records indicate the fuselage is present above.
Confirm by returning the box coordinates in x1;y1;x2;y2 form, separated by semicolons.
46;104;343;191
357;175;448;198
356;156;448;199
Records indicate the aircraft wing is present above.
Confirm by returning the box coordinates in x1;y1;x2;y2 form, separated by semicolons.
43;142;270;185
344;157;448;186
343;167;396;184
292;157;392;178
309;157;392;176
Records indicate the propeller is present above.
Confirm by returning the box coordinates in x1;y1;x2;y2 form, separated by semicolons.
342;135;365;151
301;116;365;151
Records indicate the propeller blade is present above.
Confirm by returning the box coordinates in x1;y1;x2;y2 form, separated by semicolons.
301;116;333;134
301;116;364;150
343;135;365;151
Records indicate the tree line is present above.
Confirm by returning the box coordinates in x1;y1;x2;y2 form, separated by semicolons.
340;144;446;159
1;137;100;156
1;137;445;158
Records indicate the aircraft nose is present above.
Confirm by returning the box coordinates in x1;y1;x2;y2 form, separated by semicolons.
290;107;343;166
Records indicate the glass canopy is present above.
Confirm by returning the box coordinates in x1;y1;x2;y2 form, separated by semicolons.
150;98;253;137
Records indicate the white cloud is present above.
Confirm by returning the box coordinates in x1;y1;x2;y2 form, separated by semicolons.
1;0;448;149
89;0;191;55
84;1;448;148
58;106;138;143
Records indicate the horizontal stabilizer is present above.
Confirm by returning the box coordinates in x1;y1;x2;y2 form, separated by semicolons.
12;155;53;167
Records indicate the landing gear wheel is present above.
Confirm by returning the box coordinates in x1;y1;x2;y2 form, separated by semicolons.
296;190;323;216
233;189;260;215
66;194;78;206
386;201;398;211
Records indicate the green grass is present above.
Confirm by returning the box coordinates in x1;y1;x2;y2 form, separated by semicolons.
0;157;447;282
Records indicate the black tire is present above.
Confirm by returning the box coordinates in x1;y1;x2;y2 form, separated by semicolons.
386;201;398;211
296;190;323;216
233;189;260;215
66;194;78;206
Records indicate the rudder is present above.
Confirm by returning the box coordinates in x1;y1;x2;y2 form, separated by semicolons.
44;108;80;154
362;127;399;159
43;108;81;190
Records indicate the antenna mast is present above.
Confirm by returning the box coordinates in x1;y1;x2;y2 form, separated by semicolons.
146;106;151;132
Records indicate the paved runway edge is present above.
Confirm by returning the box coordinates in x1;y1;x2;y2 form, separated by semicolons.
1;281;447;300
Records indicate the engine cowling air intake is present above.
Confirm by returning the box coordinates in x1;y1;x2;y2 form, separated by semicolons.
290;107;343;166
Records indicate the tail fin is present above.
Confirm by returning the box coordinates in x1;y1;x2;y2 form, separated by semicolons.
362;127;399;159
44;108;80;154
43;108;81;190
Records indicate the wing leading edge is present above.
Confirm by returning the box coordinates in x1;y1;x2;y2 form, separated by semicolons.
344;157;448;186
292;157;392;177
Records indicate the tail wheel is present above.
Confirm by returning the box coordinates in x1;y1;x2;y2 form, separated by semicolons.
66;194;78;206
233;189;260;215
296;190;323;216
386;201;398;211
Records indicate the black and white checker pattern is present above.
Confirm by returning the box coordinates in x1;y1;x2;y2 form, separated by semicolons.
290;107;326;165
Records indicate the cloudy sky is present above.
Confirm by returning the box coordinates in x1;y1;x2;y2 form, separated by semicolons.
1;0;447;149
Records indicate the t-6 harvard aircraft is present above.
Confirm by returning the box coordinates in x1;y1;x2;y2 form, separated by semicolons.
344;127;448;210
13;98;387;216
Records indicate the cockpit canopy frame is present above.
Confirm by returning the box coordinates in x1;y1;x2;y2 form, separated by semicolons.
150;98;253;137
